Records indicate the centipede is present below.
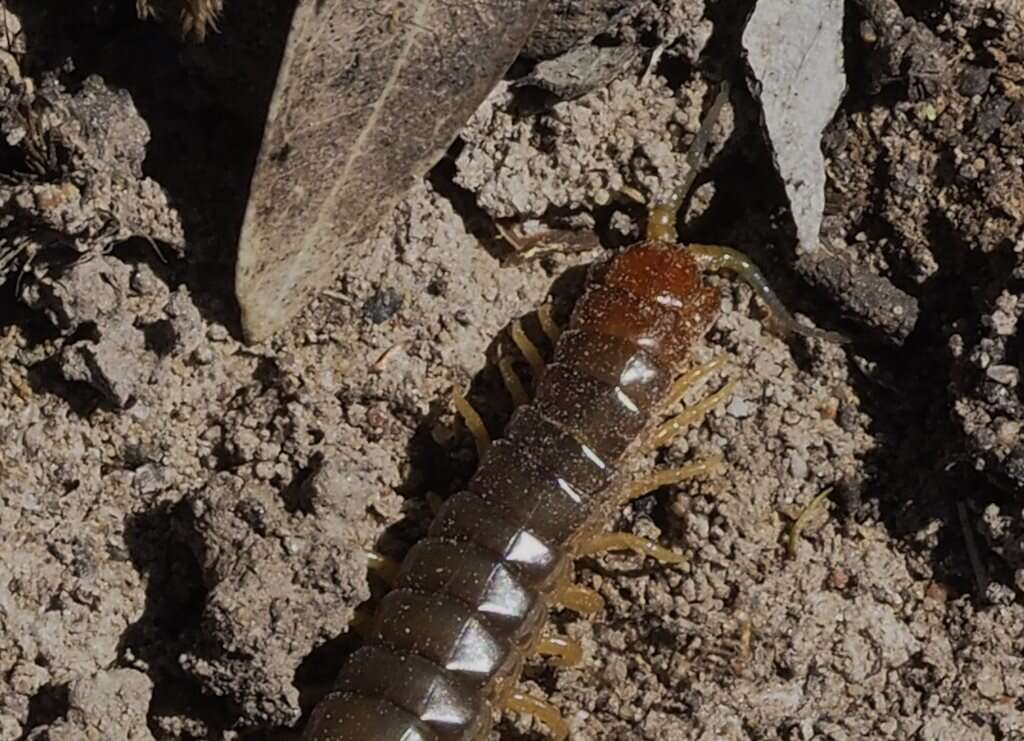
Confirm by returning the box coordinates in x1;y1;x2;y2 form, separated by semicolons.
303;86;842;741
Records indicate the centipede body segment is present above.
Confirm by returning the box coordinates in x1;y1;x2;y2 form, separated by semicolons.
305;241;723;741
305;82;840;740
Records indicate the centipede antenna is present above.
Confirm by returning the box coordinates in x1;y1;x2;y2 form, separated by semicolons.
647;81;731;242
688;244;850;344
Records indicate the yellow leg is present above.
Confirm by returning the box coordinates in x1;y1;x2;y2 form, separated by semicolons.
620;457;723;504
533;634;583;667
366;552;401;585
426;492;445;517
350;607;376;639
787;487;834;558
510;319;545;379
665;356;728;408
649;379;737;450
552;582;605;614
576;532;685;565
503;692;569;741
538;304;562;344
498;356;530;408
452;391;490;458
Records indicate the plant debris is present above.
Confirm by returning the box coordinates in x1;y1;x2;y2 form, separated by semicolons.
743;0;845;253
234;0;546;342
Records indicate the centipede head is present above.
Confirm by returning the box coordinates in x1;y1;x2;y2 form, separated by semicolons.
579;241;721;367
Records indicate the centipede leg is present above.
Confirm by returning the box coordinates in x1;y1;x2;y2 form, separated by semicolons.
366;552;401;585
620;457;724;504
501;312;557;407
533;634;584;667
350;607;376;639
511;319;546;379
425;492;445;516
576;531;685;565
553;582;605;614
452;390;490;458
648;379;737;450
497;355;530;408
664;356;728;408
503;692;570;740
537;303;562;344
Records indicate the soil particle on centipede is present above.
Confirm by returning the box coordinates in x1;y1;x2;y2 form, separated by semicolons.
3;0;1024;739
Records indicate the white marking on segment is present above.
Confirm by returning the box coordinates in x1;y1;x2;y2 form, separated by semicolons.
556;476;583;504
656;292;684;308
505;530;551;566
580;444;607;470
614;386;640;414
446;618;500;675
620;358;657;385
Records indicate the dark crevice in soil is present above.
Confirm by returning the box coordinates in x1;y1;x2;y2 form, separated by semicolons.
20;682;69;739
427;140;509;262
702;0;755;81
121;501;214;736
840;189;1014;596
291;630;363;724
26;354;106;416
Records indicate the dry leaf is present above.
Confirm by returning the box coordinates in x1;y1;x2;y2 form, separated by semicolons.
236;0;545;341
743;0;845;253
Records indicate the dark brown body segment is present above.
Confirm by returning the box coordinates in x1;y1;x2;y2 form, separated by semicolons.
305;242;720;740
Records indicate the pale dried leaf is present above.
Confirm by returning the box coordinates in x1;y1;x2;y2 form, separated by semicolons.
743;0;845;253
236;0;545;341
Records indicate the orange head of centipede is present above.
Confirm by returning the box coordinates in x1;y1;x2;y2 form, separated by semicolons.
573;241;721;368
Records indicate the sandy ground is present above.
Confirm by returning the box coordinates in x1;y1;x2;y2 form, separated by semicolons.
1;1;1024;740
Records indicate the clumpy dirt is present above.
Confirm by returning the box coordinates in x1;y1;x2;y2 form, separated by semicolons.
1;1;1024;740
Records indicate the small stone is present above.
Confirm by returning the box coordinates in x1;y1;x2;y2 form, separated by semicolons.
361;288;403;324
986;364;1019;386
130;264;165;297
973;96;1012;141
22;423;47;453
234;429;260;461
133;463;167;494
726;397;756;419
788;450;809;480
191;345;214;365
60;318;148;407
207;325;230;342
255;461;277;480
924;581;948;604
958;161;979;180
959;66;991;96
990;309;1017;336
996;420;1020;447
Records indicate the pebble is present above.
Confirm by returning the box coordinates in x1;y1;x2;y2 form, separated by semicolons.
726;397;755;418
22;423;46;453
133;463;167;494
986;364;1019;386
789;450;809;480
